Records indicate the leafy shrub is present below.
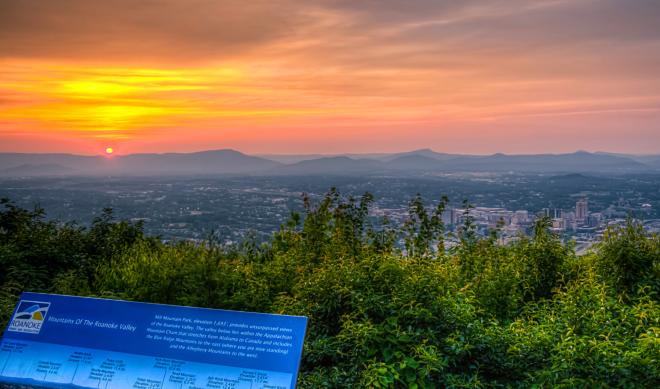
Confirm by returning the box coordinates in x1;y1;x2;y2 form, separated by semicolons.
0;193;658;388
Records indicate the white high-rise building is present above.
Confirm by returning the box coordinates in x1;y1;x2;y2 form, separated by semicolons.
514;210;528;225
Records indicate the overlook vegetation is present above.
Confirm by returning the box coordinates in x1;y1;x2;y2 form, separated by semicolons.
0;191;659;388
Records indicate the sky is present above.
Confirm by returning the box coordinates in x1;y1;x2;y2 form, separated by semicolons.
1;0;659;156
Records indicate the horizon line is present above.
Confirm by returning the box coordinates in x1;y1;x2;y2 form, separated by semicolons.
0;148;659;158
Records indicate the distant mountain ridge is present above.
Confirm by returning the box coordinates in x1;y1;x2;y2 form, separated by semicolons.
0;149;281;176
274;150;653;175
0;149;657;177
114;149;281;175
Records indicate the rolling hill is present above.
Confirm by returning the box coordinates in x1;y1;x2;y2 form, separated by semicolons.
0;149;656;176
0;150;281;176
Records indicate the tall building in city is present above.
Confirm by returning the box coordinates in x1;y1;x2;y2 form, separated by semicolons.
576;199;589;223
514;210;529;225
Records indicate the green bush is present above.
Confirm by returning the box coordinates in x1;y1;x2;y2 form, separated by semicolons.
0;192;658;388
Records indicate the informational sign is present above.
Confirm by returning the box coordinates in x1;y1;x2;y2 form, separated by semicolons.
0;292;308;389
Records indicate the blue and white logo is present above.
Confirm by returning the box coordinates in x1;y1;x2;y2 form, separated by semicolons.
7;300;50;334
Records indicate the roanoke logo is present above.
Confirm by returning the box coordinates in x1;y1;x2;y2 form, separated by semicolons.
8;300;51;334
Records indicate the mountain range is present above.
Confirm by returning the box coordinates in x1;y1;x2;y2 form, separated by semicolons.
0;149;658;177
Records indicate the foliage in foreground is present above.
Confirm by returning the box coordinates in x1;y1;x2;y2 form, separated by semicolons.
0;193;659;388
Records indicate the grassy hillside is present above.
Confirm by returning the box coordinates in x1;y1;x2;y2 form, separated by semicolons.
0;191;658;388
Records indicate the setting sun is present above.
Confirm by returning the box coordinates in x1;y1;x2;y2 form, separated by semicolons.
105;147;114;154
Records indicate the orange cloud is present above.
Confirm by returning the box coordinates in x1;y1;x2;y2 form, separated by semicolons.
1;0;660;154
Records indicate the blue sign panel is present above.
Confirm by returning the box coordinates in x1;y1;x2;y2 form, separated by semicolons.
0;292;308;389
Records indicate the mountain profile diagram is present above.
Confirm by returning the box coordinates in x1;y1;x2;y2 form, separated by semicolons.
14;302;50;321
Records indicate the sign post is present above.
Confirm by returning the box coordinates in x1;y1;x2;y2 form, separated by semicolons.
0;292;308;389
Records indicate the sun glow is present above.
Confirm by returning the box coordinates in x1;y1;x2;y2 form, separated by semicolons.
0;63;250;142
105;147;114;155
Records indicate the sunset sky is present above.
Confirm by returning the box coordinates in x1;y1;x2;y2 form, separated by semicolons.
1;0;659;155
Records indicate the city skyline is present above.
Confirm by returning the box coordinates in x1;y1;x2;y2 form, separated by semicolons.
2;0;660;155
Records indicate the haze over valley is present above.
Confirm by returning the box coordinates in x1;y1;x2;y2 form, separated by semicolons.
2;148;659;177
